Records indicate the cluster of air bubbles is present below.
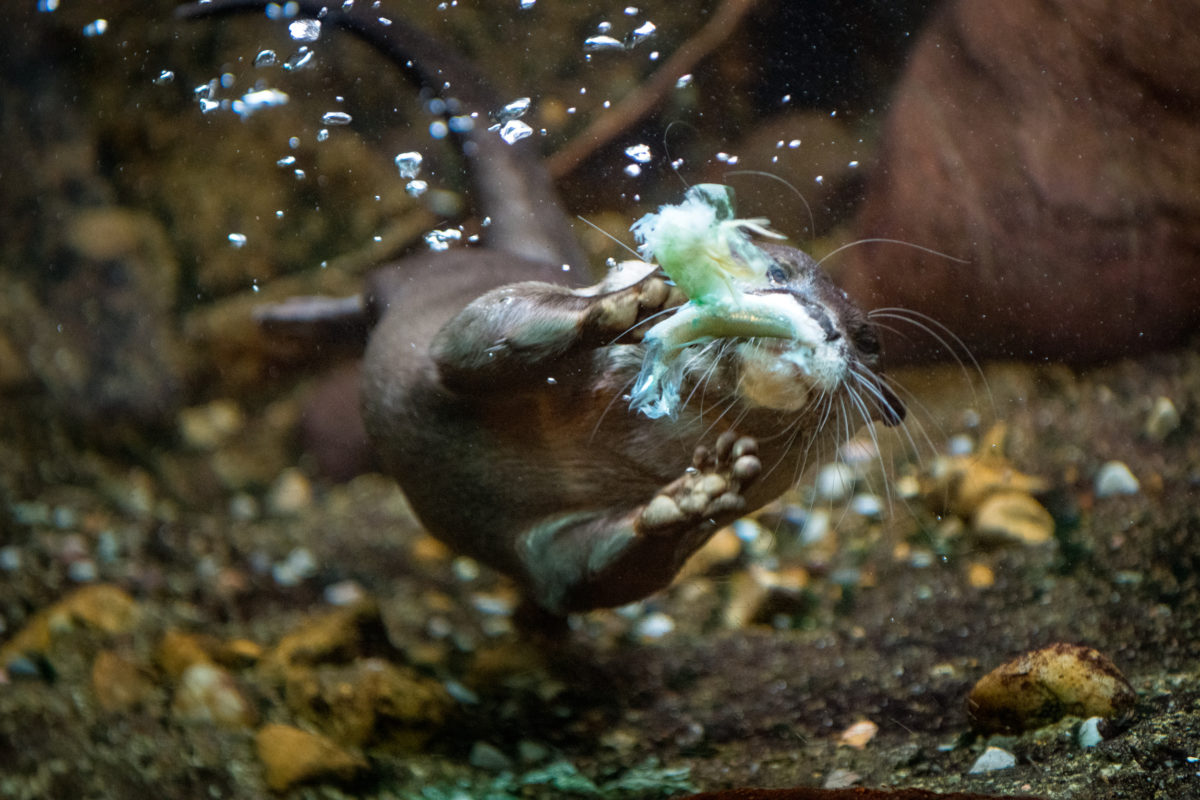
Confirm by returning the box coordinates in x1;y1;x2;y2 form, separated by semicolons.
484;97;533;145
393;151;428;196
83;19;108;37
36;0;59;11
232;88;290;118
714;152;739;165
424;228;464;251
583;17;656;53
623;143;652;177
285;47;315;71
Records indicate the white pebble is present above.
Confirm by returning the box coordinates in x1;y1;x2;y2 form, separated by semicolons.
1143;396;1180;442
814;462;857;503
1094;460;1140;498
634;611;675;640
968;746;1016;774
1077;716;1104;748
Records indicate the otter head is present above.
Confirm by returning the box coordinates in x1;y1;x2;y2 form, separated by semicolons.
721;242;905;427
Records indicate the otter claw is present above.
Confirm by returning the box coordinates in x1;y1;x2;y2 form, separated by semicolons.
638;432;761;537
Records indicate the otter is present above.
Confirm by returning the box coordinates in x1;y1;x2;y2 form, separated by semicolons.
179;0;904;614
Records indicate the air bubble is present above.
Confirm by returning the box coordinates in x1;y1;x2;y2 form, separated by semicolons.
82;19;108;37
228;233;247;248
405;180;428;197
498;120;533;144
424;228;463;251
629;21;656;46
255;49;278;67
675;74;693;89
289;19;321;42
584;35;624;52
394;151;423;178
498;97;531;123
624;143;652;163
37;0;59;11
624;164;642;177
154;71;175;85
276;156;297;167
316;128;330;142
321;111;352;126
519;0;536;8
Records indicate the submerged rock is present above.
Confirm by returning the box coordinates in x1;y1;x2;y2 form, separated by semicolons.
966;643;1136;734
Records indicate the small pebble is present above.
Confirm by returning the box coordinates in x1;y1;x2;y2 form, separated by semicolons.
814;462;857;502
1094;460;1140;497
267;468;314;516
849;493;884;519
178;399;244;450
1077;716;1104;748
822;767;861;789
838;719;878;749
323;579;367;606
272;547;317;586
469;741;514;772
634;611;675;640
1143;396;1180;442
171;662;257;728
968;746;1016;773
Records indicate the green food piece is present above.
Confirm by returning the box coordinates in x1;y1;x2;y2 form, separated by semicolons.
631;183;782;307
627;184;816;419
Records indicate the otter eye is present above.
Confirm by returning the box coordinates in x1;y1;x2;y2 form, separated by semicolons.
852;323;881;356
766;265;788;285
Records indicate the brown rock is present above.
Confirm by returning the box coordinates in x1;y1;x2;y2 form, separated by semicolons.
971;491;1055;546
157;629;218;679
967;643;1136;734
283;657;451;748
842;0;1200;363
91;649;156;712
255;723;368;792
260;600;392;678
1;584;138;668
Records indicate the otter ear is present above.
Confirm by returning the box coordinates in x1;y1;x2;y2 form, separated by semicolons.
877;382;906;427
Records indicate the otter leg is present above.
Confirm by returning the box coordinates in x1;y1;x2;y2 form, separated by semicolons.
518;432;761;613
432;273;686;391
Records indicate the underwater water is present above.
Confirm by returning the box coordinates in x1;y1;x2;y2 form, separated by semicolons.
2;2;1199;799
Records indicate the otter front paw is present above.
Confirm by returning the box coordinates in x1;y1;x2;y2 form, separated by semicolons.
584;275;687;343
638;431;762;538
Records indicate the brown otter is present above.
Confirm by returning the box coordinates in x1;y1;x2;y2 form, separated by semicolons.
180;1;904;614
